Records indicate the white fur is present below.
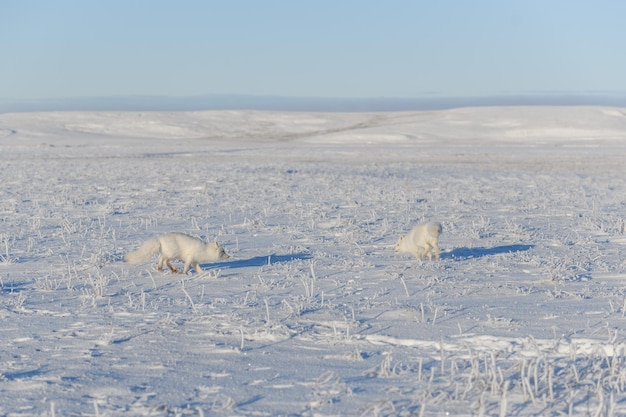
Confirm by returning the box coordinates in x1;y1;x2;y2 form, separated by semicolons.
124;232;229;274
394;222;442;260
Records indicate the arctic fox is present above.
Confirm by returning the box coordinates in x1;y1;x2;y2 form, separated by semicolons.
394;222;442;260
124;232;229;274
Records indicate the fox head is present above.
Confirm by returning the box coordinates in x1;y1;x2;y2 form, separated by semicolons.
211;242;230;260
394;235;405;252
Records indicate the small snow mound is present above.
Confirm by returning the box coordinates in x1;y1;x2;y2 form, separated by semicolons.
308;133;412;144
0;128;16;137
601;108;626;118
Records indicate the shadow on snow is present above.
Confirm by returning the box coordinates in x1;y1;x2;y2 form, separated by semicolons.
443;244;533;260
204;252;313;269
1;281;31;294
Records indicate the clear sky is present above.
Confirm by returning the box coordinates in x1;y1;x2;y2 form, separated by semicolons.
2;0;626;102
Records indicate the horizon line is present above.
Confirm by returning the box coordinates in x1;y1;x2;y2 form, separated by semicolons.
2;92;626;113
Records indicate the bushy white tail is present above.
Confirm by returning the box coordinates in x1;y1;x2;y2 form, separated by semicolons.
123;237;160;264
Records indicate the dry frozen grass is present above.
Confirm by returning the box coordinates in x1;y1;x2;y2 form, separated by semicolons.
0;108;625;415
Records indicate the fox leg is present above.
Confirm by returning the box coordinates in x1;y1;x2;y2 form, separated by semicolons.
433;242;440;260
193;263;203;273
168;263;178;273
164;258;178;273
157;256;178;272
157;256;164;272
421;245;432;260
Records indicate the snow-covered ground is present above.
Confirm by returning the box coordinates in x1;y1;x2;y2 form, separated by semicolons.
1;107;626;416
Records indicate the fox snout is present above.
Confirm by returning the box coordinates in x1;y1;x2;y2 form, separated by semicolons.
394;235;405;252
220;251;230;260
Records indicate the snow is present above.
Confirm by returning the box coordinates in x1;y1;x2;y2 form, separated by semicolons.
1;107;626;416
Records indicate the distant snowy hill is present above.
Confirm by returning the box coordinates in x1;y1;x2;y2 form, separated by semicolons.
1;106;626;145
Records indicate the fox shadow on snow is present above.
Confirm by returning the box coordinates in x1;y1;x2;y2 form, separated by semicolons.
443;244;533;260
203;246;532;269
205;252;313;269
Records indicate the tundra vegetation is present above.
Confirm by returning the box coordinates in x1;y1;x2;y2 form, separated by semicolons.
1;108;625;416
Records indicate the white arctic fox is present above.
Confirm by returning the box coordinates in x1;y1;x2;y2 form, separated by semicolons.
124;232;229;274
394;222;442;260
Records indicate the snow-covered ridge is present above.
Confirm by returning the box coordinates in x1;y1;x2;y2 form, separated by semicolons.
2;106;625;145
0;110;370;142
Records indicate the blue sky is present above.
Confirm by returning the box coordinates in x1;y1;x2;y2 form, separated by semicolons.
2;0;626;103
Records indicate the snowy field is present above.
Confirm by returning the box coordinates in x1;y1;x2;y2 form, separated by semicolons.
1;107;626;416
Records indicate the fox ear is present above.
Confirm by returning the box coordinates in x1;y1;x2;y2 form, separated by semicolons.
211;242;219;248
